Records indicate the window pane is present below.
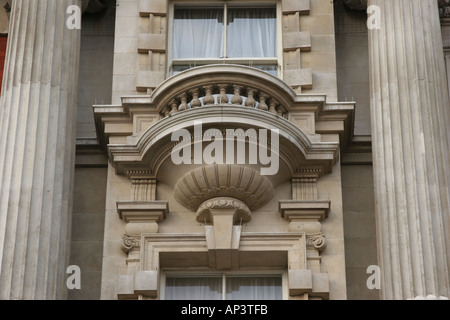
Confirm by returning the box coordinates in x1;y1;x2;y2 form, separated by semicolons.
227;8;276;58
171;65;191;75
165;276;222;300
250;64;278;76
171;64;278;77
225;276;282;300
173;8;224;59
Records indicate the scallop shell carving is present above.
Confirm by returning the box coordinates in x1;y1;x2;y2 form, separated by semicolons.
173;164;274;211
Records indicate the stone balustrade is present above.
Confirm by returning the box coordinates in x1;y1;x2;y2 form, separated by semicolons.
160;83;289;119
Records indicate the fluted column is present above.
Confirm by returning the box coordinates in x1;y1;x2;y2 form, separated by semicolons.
0;0;83;299
368;0;450;299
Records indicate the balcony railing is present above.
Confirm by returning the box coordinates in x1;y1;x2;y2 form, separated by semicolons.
159;83;288;119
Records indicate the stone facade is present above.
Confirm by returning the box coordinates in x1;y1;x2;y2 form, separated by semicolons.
0;0;448;300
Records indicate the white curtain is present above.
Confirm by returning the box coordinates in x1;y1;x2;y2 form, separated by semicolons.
165;276;222;300
225;276;282;300
173;8;224;59
226;8;276;58
165;275;282;300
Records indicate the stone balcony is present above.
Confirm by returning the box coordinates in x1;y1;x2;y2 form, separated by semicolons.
94;64;355;178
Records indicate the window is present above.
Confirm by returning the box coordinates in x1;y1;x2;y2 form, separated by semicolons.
163;273;285;300
169;2;281;76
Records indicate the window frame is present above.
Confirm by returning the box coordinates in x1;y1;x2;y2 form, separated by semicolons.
160;269;289;300
167;0;284;78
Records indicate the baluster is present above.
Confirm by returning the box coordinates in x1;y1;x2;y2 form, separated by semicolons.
190;88;202;108
178;93;188;111
163;106;170;117
258;92;269;111
276;106;284;117
245;88;257;108
217;84;229;104
169;100;178;115
277;108;283;116
269;99;278;115
203;85;215;105
231;85;243;106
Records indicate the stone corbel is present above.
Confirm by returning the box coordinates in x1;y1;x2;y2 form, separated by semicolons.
279;200;330;251
117;200;169;235
196;197;251;270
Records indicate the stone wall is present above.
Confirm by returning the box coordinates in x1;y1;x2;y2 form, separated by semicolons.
341;165;379;300
77;1;116;141
70;0;115;300
334;0;370;136
334;0;378;300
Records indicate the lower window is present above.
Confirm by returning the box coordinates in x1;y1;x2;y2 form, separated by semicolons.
164;273;283;300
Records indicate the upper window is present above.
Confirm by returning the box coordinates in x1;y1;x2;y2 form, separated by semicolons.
169;3;279;76
164;273;283;300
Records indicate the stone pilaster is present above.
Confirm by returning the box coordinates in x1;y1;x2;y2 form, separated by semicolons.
0;0;82;299
368;0;450;299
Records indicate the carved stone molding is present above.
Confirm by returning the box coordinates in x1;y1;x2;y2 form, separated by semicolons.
117;200;169;235
122;234;140;253
291;177;318;200
196;197;252;224
196;197;251;270
134;232;330;299
306;232;327;251
279;200;331;252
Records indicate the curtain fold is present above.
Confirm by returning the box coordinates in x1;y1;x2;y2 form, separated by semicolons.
226;8;277;58
173;8;224;59
225;276;282;300
165;276;223;300
165;275;282;300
